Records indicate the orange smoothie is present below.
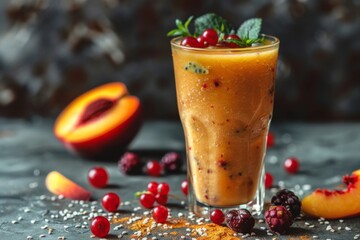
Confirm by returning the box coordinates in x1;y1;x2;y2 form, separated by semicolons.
171;37;279;207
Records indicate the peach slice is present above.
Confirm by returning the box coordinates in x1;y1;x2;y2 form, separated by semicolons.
301;169;360;219
45;171;91;200
54;82;142;159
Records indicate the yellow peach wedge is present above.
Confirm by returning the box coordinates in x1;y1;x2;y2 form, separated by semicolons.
45;171;91;201
301;169;360;219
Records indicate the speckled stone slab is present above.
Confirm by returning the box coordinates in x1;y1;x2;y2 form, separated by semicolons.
0;119;359;239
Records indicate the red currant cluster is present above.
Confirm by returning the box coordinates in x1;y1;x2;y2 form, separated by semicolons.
180;28;241;48
265;132;301;189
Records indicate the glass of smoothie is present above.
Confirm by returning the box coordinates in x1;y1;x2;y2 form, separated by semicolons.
171;35;279;217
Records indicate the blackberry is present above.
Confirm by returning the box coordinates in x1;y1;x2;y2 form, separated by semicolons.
271;189;301;217
160;152;182;173
118;152;142;175
265;205;293;234
225;209;255;234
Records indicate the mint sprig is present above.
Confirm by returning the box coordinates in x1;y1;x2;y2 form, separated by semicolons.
237;18;262;41
194;13;233;36
167;16;193;37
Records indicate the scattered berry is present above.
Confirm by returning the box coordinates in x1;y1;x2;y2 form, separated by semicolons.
210;209;225;225
284;157;300;174
265;205;293;234
181;36;201;48
267;131;275;148
152;205;168;223
181;180;188;196
160;152;183;173
101;192;120;212
155;193;168;205
271;189;301;218
201;28;218;46
265;172;274;189
147;181;159;195
140;193;156;209
146;161;162;177
225;209;255;234
157;182;170;195
90;216;110;237
118;152;142;175
88;167;108;188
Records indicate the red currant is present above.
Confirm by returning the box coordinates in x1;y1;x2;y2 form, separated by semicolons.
140;193;156;209
284;157;300;174
264;172;273;189
224;34;241;48
146;161;162;177
201;29;218;46
88;167;108;188
90;216;110;238
101;192;120;212
147;181;159;195
196;35;208;48
155;193;168;205
180;36;201;48
157;182;170;195
181;180;188;196
210;209;225;225
267;131;275;148
152;205;168;223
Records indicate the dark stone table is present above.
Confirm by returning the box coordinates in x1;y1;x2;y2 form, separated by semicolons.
0;118;360;239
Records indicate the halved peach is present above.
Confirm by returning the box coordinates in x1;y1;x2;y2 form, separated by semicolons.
54;82;142;159
301;169;360;219
45;171;91;200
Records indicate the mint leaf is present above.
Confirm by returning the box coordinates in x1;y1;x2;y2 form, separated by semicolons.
194;13;233;36
237;18;262;40
167;16;193;37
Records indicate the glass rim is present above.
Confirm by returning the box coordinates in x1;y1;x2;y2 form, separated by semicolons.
170;34;279;53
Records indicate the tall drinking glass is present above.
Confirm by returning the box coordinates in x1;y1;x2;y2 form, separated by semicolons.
171;35;279;217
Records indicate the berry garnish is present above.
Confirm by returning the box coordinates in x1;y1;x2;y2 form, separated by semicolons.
271;189;302;218
146;161;162;177
160;152;183;173
139;193;156;209
265;172;274;189
284;157;300;174
181;180;188;196
152;205;169;223
265;205;293;234
88;167;108;188
180;36;201;48
155;193;168;205
267;131;275;148
168;14;264;48
201;28;218;46
157;182;170;195
224;34;241;48
225;209;255;234
196;35;208;48
90;216;110;238
101;192;120;212
147;181;159;195
118;152;142;175
210;209;225;225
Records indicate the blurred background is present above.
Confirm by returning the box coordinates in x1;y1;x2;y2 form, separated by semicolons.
0;0;359;122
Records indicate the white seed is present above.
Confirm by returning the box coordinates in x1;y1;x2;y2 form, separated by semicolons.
30;220;36;224
26;236;33;240
345;227;352;231
39;234;46;238
11;220;18;224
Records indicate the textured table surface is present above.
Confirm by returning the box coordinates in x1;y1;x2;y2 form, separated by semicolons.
0;118;360;240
